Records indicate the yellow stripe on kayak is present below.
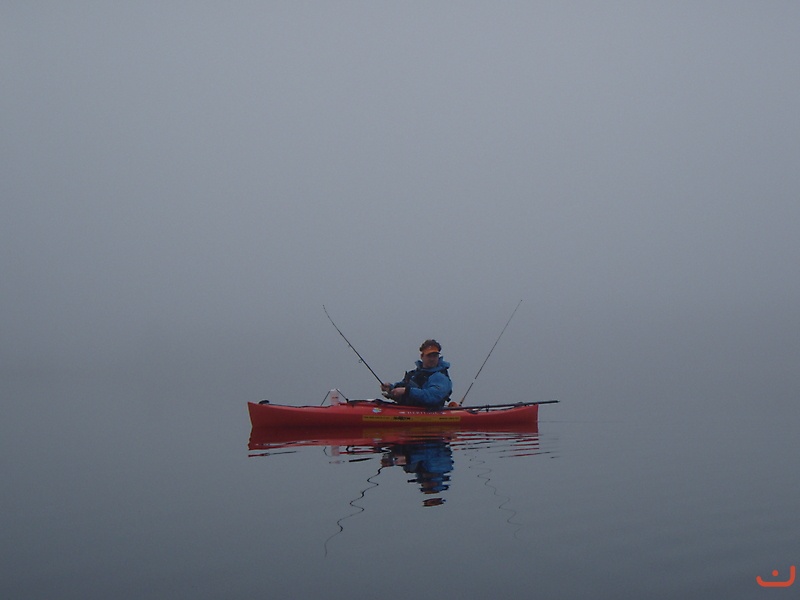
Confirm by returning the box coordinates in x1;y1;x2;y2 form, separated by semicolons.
362;415;462;423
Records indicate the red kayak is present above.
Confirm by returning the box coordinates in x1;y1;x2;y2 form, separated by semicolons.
247;399;556;429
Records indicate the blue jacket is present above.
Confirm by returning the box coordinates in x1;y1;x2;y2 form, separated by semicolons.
393;358;452;409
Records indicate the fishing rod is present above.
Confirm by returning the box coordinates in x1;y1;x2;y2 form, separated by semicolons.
323;305;384;385
459;299;523;406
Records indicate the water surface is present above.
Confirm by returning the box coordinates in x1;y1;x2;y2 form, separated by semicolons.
2;369;798;599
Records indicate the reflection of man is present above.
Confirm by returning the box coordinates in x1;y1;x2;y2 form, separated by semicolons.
383;439;454;506
380;339;452;408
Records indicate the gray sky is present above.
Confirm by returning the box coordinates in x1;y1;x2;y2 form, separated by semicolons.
3;3;799;409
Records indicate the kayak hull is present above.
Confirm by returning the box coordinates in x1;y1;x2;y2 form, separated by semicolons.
247;400;540;429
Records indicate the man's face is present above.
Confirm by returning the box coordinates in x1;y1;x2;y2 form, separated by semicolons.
421;349;440;369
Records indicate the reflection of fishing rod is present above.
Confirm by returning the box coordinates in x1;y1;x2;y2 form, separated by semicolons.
459;299;523;406
323;462;385;558
467;449;526;539
323;305;384;385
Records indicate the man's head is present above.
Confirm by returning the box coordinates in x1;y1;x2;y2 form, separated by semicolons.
419;339;442;368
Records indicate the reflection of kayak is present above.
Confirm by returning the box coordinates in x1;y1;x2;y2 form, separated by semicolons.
247;399;556;429
248;422;540;452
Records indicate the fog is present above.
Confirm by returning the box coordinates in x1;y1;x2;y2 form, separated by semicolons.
3;3;799;417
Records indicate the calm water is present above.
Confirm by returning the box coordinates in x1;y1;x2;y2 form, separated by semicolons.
2;367;798;599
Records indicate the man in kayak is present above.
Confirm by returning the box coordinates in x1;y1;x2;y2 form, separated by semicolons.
380;339;453;409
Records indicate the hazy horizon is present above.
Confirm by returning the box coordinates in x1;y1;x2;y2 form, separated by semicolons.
3;3;798;414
